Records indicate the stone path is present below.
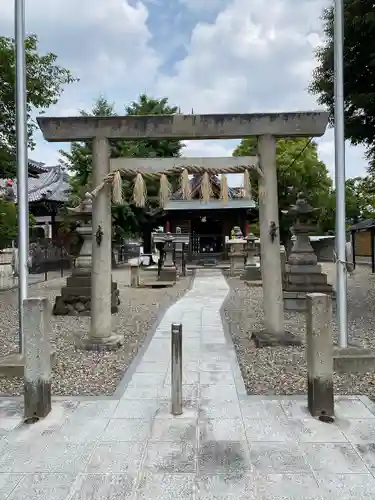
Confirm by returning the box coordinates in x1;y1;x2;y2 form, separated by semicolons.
1;270;375;498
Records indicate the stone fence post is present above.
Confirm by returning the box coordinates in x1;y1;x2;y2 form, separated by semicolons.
24;297;52;421
306;293;334;418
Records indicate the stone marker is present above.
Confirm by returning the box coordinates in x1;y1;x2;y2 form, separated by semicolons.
306;293;334;418
130;264;139;288
24;297;52;420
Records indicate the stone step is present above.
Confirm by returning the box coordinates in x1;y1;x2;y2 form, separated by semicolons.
285;264;322;274
284;274;328;285
283;283;333;292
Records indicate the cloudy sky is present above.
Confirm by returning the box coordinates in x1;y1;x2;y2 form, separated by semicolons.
0;0;368;186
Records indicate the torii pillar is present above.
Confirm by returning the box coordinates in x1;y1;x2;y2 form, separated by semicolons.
37;112;328;347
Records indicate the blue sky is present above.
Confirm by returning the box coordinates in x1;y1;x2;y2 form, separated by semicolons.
0;0;368;187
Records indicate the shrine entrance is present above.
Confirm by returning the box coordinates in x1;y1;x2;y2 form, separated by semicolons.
191;214;223;259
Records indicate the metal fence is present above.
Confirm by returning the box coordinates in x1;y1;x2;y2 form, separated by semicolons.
0;238;73;291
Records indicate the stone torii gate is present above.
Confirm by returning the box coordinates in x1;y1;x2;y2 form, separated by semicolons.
37;112;328;348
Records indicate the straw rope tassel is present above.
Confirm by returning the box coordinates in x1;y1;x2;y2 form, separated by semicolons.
243;169;251;199
112;170;123;204
180;169;191;200
159;173;171;208
132;173;147;207
220;174;229;205
201;172;213;203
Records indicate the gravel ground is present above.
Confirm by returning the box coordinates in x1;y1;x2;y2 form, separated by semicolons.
223;263;375;400
0;269;191;396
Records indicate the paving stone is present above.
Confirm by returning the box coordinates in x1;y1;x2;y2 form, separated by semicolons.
101;419;151;442
249;443;310;474
354;443;375;470
86;441;145;473
69;473;136;500
300;443;369;473
136;472;194;500
199;418;246;443
291;418;348;443
199;401;242;420
200;371;236;386
129;372;166;387
198;441;252;475
7;473;77;500
144;441;196;473
136;362;170;373
164;371;199;385
0;473;23;499
196;473;257;499
159;384;199;401
0;441;96;473
112;399;158;419
122;387;159;399
335;400;375;419
154;400;198;420
0;400;23;419
199;361;232;372
240;400;287;421
315;473;375;499
70;400;118;419
244;418;297;442
255;473;323;500
338;419;375;444
42;418;109;442
150;418;197;443
200;385;238;402
280;400;312;419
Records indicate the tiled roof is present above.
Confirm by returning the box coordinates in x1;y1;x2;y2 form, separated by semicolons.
164;199;256;211
348;219;375;231
13;165;71;203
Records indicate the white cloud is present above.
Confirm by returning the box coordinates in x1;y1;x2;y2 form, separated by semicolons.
0;0;368;179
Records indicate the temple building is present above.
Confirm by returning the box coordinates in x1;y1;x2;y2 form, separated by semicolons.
12;163;71;239
160;174;257;262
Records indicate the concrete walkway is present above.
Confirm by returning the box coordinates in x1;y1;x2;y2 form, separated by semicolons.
1;270;375;498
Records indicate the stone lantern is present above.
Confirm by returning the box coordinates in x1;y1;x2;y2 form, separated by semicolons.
53;193;120;316
227;226;247;276
242;233;261;281
283;193;333;311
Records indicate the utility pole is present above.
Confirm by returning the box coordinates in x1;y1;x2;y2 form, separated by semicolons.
15;0;29;353
334;0;348;348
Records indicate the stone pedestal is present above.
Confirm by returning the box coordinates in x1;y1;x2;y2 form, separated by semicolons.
241;233;261;281
53;194;120;316
227;239;246;276
283;195;333;312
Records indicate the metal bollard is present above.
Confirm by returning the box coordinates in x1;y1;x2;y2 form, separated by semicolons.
171;323;183;415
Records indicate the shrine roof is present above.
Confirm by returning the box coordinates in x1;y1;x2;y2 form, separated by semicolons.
163;199;255;211
13;165;71;204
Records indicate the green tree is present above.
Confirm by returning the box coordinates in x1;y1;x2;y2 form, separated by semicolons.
60;94;184;244
0;34;77;178
309;0;375;169
233;137;333;241
0;200;17;249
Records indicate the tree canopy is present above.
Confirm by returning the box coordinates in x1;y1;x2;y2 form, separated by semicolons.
60;94;184;239
309;0;375;169
233;137;334;240
0;34;77;178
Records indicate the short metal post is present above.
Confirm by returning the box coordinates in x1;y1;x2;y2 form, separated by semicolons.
171;323;182;415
